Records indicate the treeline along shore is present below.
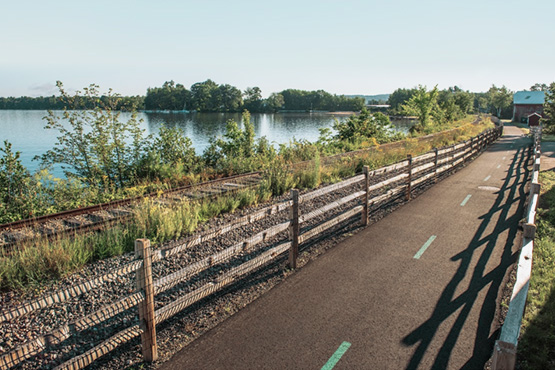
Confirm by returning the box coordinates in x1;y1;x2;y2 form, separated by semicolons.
0;79;523;119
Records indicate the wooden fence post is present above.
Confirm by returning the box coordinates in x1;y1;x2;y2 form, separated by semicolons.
135;239;158;362
406;154;412;201
362;166;369;226
289;189;299;269
434;148;439;181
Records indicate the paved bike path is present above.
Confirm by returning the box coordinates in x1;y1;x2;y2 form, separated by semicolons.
161;125;530;369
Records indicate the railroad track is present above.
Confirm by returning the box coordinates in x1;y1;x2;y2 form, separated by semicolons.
0;172;263;250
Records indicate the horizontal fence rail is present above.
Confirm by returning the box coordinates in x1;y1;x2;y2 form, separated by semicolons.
0;126;503;370
491;126;541;370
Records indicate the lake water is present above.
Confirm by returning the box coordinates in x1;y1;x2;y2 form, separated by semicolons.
0;110;413;178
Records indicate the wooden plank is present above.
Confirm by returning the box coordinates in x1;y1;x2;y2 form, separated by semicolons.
412;161;435;177
300;190;365;224
367;184;405;206
0;260;142;323
135;240;157;362
155;241;291;325
367;173;408;193
411;171;436;187
299;206;363;244
54;325;143;370
412;151;435;163
299;175;364;203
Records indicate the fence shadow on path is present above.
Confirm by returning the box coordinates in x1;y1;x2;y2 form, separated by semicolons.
401;139;531;370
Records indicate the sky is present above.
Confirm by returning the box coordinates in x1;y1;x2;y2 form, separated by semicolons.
1;0;554;98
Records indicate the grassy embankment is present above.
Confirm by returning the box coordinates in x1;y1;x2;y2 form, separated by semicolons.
0;116;493;292
517;170;555;369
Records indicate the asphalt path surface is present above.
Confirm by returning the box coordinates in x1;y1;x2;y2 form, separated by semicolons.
161;125;531;370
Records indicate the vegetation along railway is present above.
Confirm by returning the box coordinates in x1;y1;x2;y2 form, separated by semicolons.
0;116;486;251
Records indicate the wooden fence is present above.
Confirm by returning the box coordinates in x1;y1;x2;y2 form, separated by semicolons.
491;126;541;370
0;126;502;370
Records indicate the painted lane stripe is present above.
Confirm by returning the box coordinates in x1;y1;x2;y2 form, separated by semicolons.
484;175;491;182
413;235;437;259
321;342;351;370
497;164;501;169
461;194;472;206
502;156;506;160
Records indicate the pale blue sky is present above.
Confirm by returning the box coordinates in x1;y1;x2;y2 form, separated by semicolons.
1;0;553;97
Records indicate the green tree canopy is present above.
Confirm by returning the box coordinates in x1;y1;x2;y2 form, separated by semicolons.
487;85;513;118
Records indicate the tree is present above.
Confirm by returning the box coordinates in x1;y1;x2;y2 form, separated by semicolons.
216;84;243;112
266;93;284;112
190;79;219;112
401;85;440;132
333;108;394;144
542;82;555;133
387;88;418;114
37;82;145;189
144;81;190;110
0;141;36;222
243;87;263;112
487;85;513;118
531;83;549;92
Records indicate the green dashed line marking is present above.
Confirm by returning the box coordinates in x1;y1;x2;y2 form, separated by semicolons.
321;342;351;370
414;235;437;259
461;194;472;206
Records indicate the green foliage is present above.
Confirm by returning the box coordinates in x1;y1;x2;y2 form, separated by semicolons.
295;154;321;189
333;108;397;144
387;88;418;114
542;82;555;134
144;80;190;111
518;171;555;369
486;84;513;118
279;89;364;112
259;159;296;197
189;79;243;112
37;82;145;190
243;87;263;112
0;141;37;222
140;125;198;181
402;85;441;133
266;93;285;112
203;110;275;174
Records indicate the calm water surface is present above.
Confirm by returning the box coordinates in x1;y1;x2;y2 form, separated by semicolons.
0;110;413;178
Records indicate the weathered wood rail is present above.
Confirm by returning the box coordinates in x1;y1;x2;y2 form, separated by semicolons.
491;126;541;370
0;126;502;370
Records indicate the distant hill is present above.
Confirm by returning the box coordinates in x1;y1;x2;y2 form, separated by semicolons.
346;94;390;104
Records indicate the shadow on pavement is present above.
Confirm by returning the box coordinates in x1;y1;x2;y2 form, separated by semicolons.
401;140;531;369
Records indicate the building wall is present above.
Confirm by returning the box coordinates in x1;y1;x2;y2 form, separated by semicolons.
513;104;544;122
